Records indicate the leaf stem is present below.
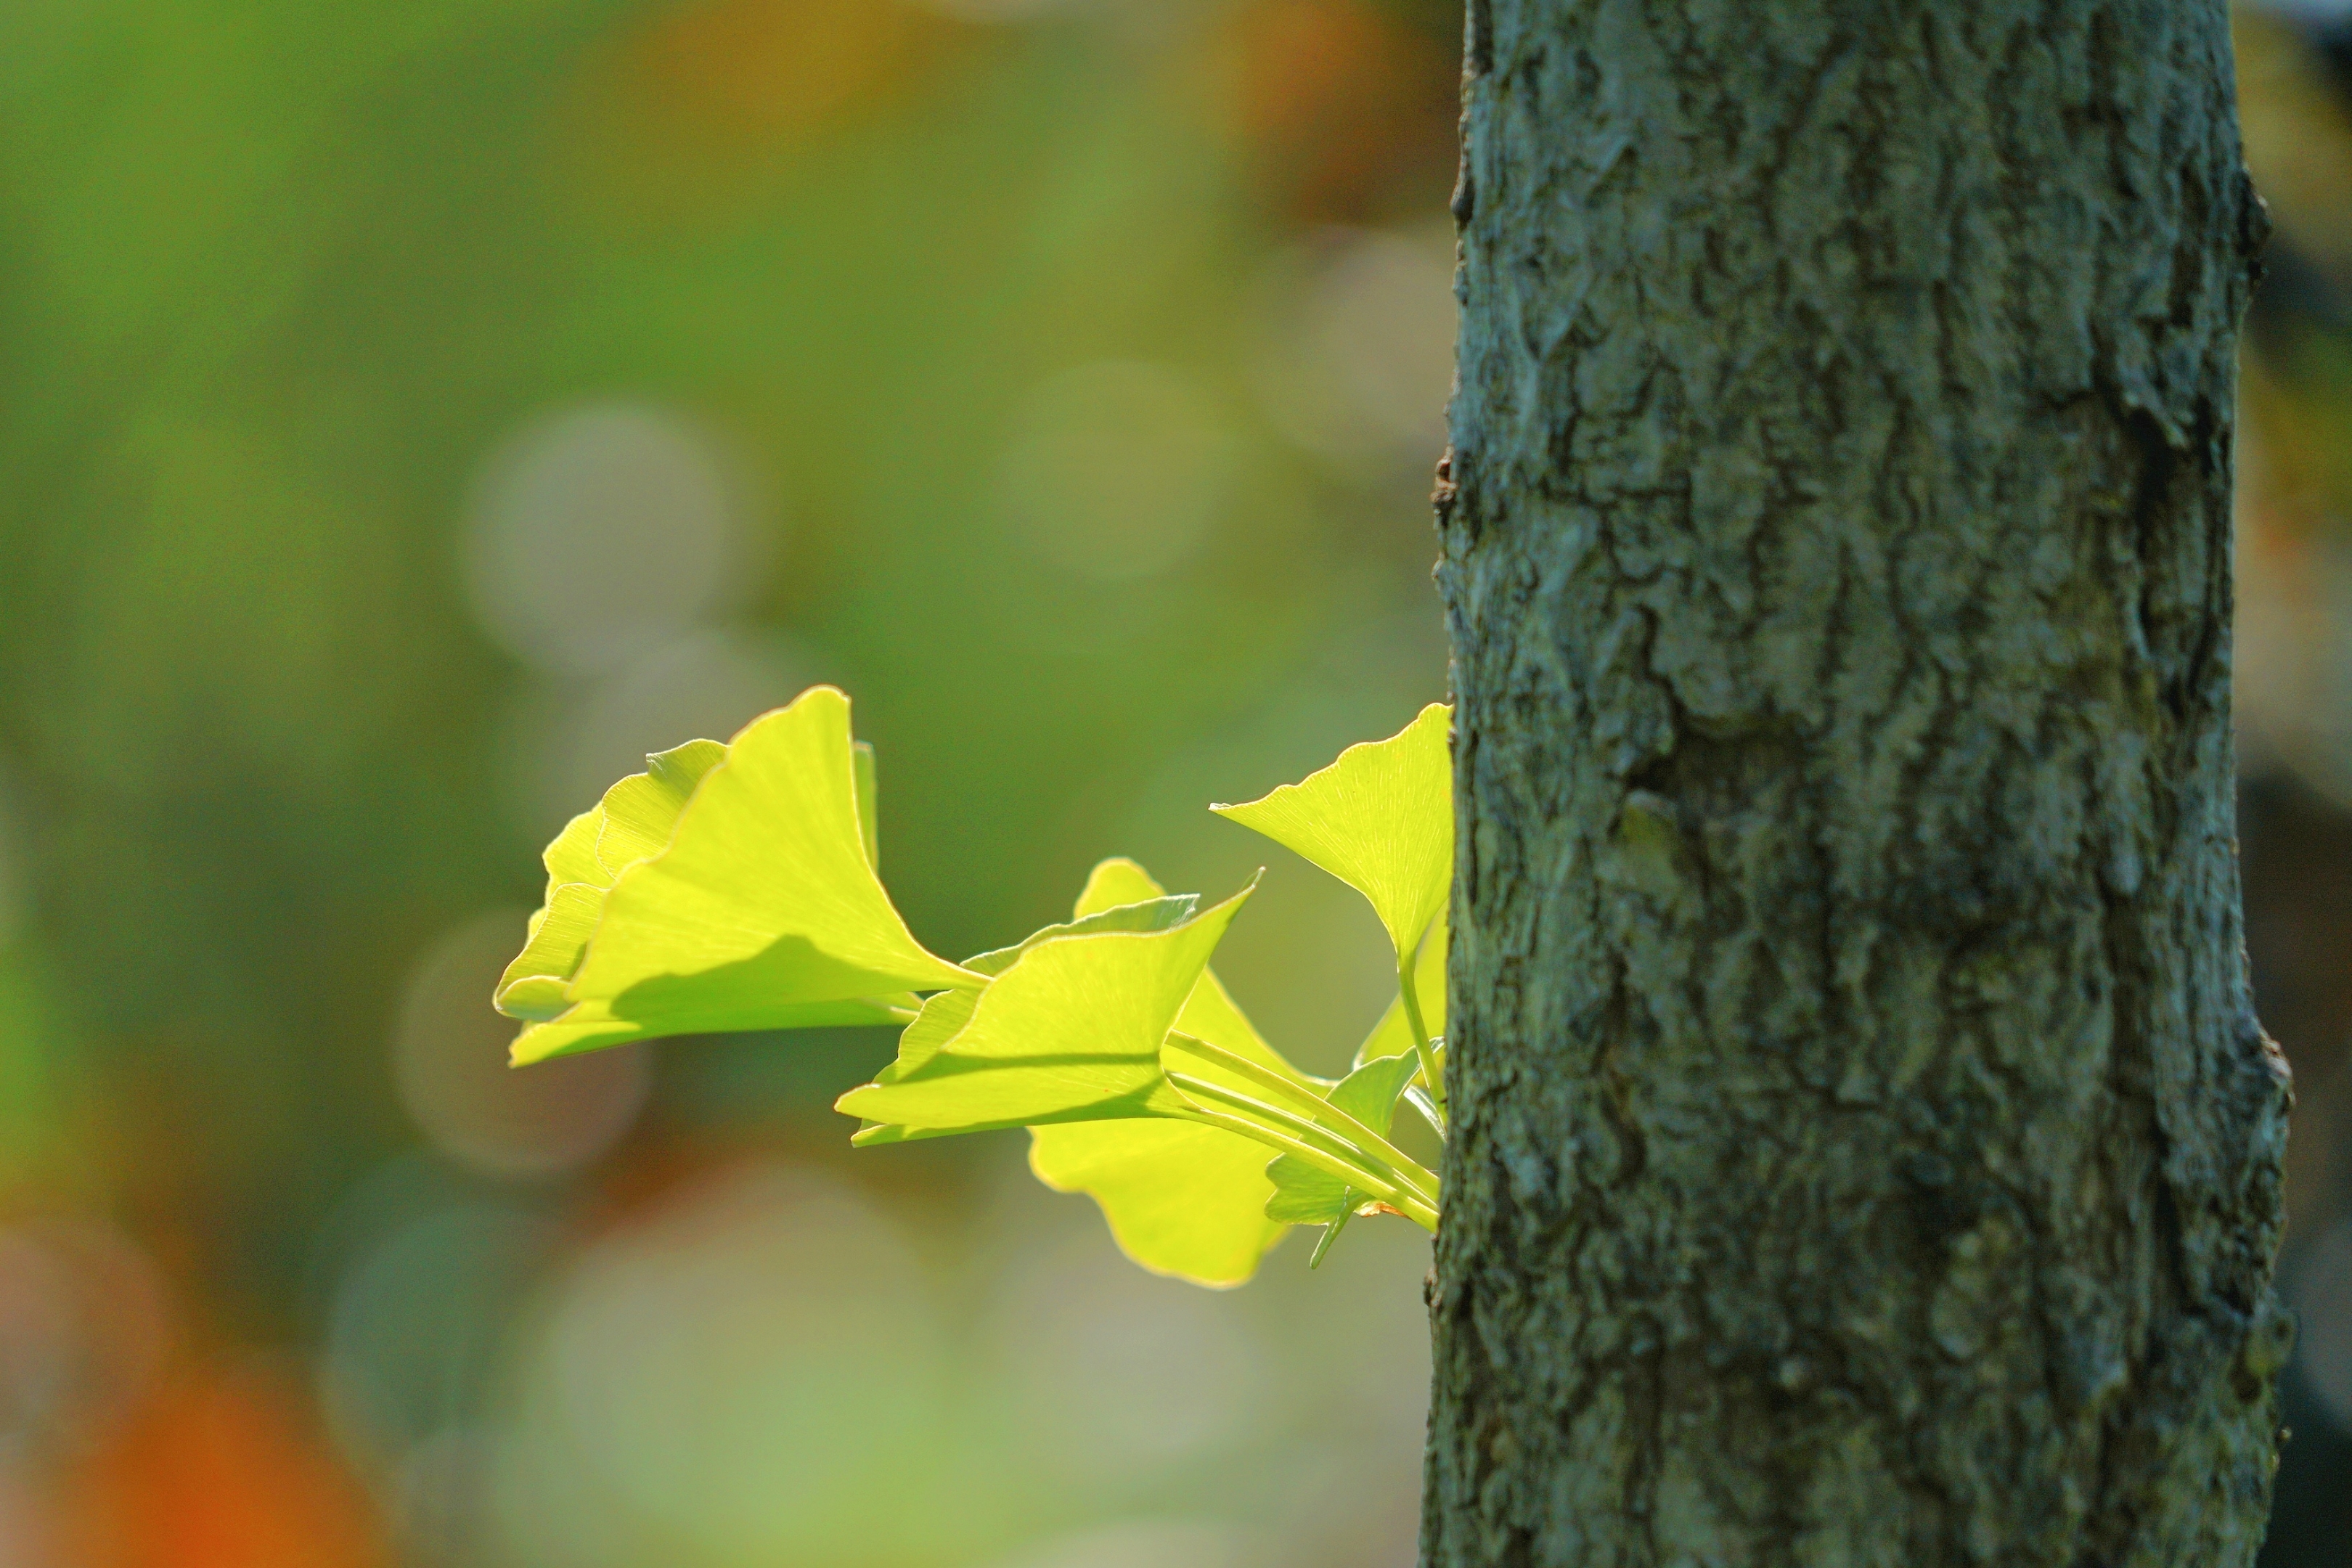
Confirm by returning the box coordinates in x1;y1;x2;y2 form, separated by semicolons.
1397;945;1445;1127
1165;1078;1440;1228
1164;1034;1437;1204
1164;1071;1432;1202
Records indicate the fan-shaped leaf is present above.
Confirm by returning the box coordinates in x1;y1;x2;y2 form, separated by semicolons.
494;735;727;1021
503;687;968;1064
1210;703;1452;965
1024;859;1300;1287
834;878;1255;1135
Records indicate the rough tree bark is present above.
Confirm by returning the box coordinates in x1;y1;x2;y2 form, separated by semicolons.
1426;3;2295;1563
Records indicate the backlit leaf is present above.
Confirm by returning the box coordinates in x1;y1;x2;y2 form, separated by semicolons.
596;738;728;875
961;892;1201;977
494;883;605;1022
494;735;726;1020
1025;858;1298;1287
834;878;1256;1135
1210;703;1452;965
1025;1116;1283;1287
541;809;606;893
504;686;969;1065
851;888;1204;1141
852;740;879;871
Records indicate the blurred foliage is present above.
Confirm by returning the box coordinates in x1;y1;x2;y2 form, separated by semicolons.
0;0;1453;1304
0;0;1460;1561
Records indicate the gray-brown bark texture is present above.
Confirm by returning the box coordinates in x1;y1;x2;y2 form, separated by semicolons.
1426;3;2296;1564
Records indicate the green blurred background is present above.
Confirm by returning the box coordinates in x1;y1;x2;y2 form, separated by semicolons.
2;2;2352;1563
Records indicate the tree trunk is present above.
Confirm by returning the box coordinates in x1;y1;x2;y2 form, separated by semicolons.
1426;3;2295;1563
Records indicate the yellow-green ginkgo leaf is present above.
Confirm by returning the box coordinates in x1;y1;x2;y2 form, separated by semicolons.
594;739;730;878
494;736;728;1022
1024;1111;1283;1287
1025;858;1301;1287
850;887;1204;1144
1210;703;1453;967
852;740;880;870
833;878;1256;1136
541;807;607;893
495;883;606;1023
506;686;971;1065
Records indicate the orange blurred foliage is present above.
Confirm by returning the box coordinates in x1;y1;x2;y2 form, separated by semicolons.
1220;0;1458;224
57;1365;385;1568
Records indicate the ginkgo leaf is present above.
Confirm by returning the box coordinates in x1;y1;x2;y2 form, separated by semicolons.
1059;860;1303;1089
596;739;728;876
852;740;880;871
504;687;972;1065
1211;703;1452;966
541;809;607;893
869;987;982;1091
834;879;1257;1135
1352;910;1447;1071
1067;857;1165;922
853;890;1204;1138
495;883;606;1022
1025;858;1298;1287
960;893;1202;979
1025;1117;1283;1286
494;735;726;1020
875;893;1201;1091
1263;1050;1422;1226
